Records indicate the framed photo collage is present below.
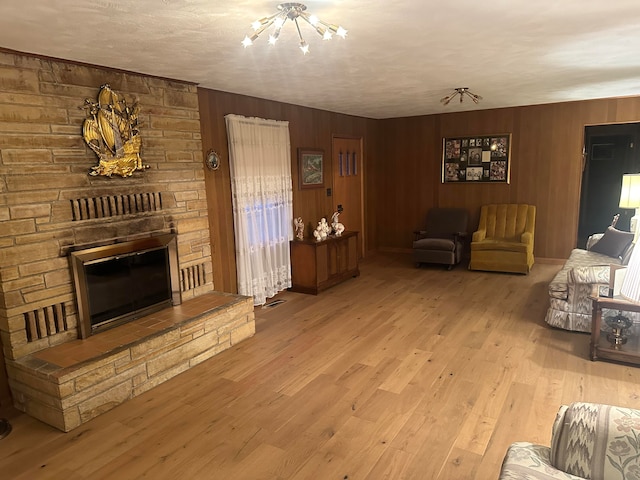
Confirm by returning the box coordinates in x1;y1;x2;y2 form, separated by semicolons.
442;134;511;183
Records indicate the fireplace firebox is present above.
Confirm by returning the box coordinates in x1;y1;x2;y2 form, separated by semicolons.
70;234;181;339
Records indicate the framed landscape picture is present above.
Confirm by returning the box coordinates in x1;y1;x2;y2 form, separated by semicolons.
442;134;511;183
298;148;324;189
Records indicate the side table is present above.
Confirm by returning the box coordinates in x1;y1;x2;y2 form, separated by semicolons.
590;296;640;364
290;231;359;295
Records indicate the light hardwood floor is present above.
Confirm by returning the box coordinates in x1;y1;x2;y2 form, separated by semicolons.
2;253;640;479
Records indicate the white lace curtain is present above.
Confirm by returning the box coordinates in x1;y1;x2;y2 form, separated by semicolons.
225;114;293;305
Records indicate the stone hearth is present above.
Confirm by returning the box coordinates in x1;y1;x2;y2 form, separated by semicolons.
7;292;254;431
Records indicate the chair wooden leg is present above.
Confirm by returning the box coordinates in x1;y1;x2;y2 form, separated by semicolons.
0;419;11;440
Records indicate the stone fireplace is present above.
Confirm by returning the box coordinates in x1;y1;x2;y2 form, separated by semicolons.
0;51;255;431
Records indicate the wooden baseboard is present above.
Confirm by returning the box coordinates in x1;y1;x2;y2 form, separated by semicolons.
377;247;412;254
535;257;567;265
373;248;567;266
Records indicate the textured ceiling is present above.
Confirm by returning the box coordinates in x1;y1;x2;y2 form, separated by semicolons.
1;0;640;119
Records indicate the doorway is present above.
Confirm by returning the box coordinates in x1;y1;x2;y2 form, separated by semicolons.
332;136;364;257
578;123;640;248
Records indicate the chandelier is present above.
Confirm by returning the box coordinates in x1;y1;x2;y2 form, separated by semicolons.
440;87;483;105
242;2;347;55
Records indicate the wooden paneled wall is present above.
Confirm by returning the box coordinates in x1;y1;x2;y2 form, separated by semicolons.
198;89;379;293
198;88;640;292
379;97;640;260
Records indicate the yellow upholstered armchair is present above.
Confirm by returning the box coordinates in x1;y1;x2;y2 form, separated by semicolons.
469;204;536;274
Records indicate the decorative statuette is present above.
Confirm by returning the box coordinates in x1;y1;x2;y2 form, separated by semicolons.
81;84;148;177
293;217;305;240
331;211;345;236
313;218;331;242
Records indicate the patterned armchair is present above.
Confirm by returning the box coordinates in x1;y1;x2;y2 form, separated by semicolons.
500;402;640;479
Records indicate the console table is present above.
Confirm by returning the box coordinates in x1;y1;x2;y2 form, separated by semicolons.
290;231;360;295
590;295;640;365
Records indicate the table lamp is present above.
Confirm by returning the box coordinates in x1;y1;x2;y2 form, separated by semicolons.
619;173;640;241
609;233;640;347
621;243;640;304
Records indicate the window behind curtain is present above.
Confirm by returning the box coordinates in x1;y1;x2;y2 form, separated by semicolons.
225;114;293;305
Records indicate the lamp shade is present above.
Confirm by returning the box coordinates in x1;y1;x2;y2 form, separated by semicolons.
621;244;640;303
619;174;640;208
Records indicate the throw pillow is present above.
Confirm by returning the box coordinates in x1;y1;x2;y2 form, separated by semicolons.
589;226;634;259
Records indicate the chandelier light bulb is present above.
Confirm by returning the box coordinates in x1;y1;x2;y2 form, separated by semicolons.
241;35;254;48
242;2;346;54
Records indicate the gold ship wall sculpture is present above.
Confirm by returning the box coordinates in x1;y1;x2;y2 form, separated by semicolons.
82;84;148;177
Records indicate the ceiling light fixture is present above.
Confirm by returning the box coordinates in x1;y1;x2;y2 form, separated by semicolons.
242;2;347;55
440;87;483;105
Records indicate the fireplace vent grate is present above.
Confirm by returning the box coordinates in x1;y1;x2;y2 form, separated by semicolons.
23;302;68;342
180;263;206;292
70;192;163;221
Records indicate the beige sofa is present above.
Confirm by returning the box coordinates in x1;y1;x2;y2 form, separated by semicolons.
545;231;633;333
499;402;640;479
